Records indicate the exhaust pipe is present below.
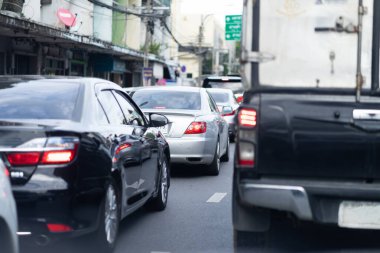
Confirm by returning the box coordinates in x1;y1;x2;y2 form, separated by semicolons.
35;234;50;247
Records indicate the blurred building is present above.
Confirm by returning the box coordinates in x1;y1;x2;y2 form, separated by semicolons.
0;0;176;86
169;0;226;82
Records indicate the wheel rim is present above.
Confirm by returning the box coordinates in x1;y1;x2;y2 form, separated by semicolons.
160;160;168;204
104;184;118;244
216;142;220;171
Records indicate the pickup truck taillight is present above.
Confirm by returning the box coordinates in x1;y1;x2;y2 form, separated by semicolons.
238;108;257;127
237;108;257;167
6;137;79;166
238;142;255;166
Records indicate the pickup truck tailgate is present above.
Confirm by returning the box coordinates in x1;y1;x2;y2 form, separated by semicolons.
258;93;380;180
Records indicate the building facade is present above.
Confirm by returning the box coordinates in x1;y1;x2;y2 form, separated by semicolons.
0;0;175;86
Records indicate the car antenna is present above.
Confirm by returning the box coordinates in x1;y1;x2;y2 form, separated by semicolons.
355;0;366;103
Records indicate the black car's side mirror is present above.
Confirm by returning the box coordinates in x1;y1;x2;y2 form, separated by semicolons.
149;113;169;127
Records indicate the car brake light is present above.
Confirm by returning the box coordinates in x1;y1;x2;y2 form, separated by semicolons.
184;122;207;134
7;152;41;166
238;108;257;127
47;223;73;233
6;137;79;166
238;142;255;167
236;96;243;103
41;150;76;164
115;143;132;155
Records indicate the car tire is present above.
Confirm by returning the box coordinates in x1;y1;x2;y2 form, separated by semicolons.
92;180;120;253
146;156;169;211
230;134;235;143
221;137;230;162
207;140;220;176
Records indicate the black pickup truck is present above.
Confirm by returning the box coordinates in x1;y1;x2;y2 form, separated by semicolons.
233;0;380;245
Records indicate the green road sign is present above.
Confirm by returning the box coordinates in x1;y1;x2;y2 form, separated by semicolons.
225;15;242;41
226;23;241;33
225;15;242;24
225;32;241;41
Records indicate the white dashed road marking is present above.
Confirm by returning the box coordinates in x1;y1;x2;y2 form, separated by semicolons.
206;192;227;203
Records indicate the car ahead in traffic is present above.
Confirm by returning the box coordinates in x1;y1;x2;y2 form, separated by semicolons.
0;159;18;253
202;76;244;103
131;86;229;175
0;76;170;253
207;88;239;142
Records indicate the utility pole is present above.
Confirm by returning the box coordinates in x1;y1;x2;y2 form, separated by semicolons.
197;22;204;87
143;0;152;85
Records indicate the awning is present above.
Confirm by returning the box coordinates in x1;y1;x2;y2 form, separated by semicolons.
0;12;167;63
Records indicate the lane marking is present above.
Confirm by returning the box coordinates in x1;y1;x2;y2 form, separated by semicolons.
207;192;227;203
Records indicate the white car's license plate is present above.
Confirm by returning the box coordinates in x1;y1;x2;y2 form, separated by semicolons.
338;201;380;229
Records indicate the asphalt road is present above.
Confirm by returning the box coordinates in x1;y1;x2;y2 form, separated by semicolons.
113;144;235;253
21;144;380;253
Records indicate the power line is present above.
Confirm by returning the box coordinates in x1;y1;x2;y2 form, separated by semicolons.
88;0;168;18
161;19;184;48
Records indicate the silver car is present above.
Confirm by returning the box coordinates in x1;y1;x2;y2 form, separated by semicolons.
207;88;240;142
132;87;230;175
0;159;18;253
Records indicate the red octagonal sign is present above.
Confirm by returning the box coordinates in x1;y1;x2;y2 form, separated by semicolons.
57;8;76;27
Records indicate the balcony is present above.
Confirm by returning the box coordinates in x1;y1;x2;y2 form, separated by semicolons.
1;0;24;14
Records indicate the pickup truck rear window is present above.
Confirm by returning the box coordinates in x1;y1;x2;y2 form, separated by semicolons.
258;0;374;88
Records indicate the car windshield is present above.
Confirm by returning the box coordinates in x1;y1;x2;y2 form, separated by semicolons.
0;81;80;120
132;90;201;110
208;91;229;103
258;0;374;88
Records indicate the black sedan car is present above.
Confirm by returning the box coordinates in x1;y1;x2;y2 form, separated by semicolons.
0;76;170;252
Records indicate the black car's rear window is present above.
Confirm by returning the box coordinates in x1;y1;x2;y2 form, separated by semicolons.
0;81;80;120
132;90;201;110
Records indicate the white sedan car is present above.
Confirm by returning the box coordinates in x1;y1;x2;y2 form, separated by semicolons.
132;86;229;175
0;159;18;253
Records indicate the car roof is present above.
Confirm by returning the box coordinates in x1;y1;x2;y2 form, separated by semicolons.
203;76;241;81
133;86;203;92
0;75;112;84
206;88;234;94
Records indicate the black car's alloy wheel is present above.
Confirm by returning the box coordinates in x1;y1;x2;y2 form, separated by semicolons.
94;180;120;253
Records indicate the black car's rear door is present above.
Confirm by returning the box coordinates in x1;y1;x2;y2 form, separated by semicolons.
96;88;142;208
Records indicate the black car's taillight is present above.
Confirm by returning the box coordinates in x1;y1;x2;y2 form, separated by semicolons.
6;137;79;166
236;108;257;168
